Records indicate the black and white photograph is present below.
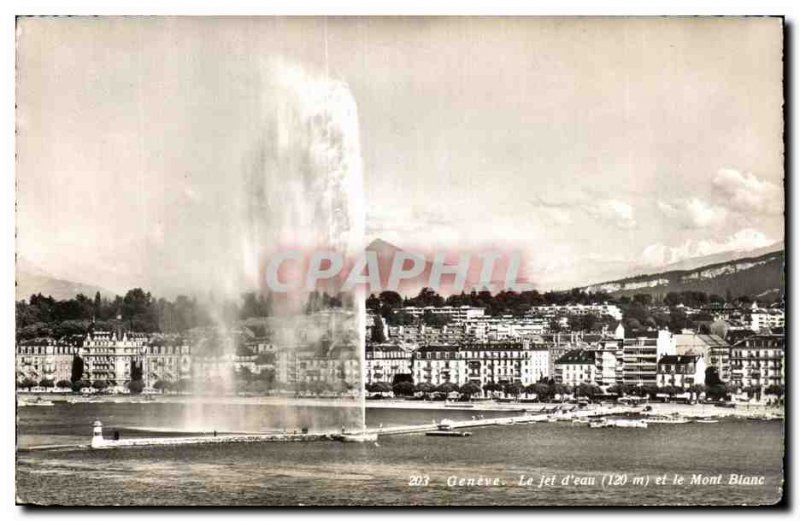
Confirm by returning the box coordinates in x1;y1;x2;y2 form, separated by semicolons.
11;12;789;509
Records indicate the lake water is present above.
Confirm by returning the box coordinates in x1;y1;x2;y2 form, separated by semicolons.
16;402;784;506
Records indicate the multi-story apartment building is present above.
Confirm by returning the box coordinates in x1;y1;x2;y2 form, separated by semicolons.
554;350;598;387
144;339;192;384
729;334;785;390
749;308;785;332
412;341;549;389
412;345;464;386
465;317;548;341
656;354;706;388
16;337;75;384
275;346;361;391
365;344;413;384
593;348;619;386
674;333;730;382
401;305;486;322
80;330;149;386
621;330;676;387
526;303;623;321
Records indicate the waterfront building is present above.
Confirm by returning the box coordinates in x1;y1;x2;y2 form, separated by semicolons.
554;350;598;387
592;348;619;386
412;345;465;386
674;333;730;382
656;354;706;388
365;343;413;384
144;337;191;385
275;345;361;392
80;330;149;387
15;337;75;384
412;341;548;389
729;334;785;391
621;330;676;387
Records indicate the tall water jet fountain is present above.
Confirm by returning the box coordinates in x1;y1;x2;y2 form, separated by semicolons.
184;61;366;435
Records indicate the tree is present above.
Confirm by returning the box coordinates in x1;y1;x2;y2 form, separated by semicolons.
379;291;403;309
153;379;172;392
392;381;415;397
71;379;90;392
503;382;525;398
392;374;414;385
641;384;660;399
459;382;482;399
92;380;108;392
661;385;680;397
93;291;102;319
704;367;722;387
530;383;551;402
130;360;143;382
575;382;600;399
38;378;55;389
370;316;386;343
765;384;784;398
483;382;502;395
687;384;706;401
56;379;71;389
552;383;569;401
128;380;145;394
19;377;37;390
414;382;435;397
436;382;459;395
70;355;84;383
373;382;392;393
706;383;729;401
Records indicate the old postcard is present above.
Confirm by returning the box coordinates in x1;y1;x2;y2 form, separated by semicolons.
14;16;785;506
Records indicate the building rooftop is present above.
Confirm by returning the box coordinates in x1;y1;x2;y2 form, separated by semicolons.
555;349;596;365
657;355;700;366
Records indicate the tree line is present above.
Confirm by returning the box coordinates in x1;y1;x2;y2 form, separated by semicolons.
16;288;352;340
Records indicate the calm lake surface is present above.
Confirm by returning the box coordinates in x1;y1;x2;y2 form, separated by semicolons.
16;402;784;506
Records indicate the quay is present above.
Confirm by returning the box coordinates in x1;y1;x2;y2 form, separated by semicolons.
84;405;621;450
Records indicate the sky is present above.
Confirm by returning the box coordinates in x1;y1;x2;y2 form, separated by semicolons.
16;17;784;296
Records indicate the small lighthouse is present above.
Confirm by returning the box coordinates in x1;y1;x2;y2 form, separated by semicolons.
91;419;107;449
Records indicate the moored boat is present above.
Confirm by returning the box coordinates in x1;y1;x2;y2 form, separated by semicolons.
426;431;472;437
645;414;689;425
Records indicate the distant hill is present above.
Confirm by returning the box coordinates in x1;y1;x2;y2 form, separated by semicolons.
365;238;534;295
581;249;785;302
16;257;117;301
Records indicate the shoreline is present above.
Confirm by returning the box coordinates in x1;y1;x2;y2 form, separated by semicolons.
17;392;783;419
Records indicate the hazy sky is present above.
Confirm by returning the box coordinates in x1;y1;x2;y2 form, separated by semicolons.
16;17;784;295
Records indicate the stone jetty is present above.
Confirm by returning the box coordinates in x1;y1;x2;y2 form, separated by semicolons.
87;406;619;450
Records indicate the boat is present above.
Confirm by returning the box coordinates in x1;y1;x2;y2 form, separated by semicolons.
588;418;647;429
547;416;558;423
19;396;54;407
445;402;474;408
426;431;472;437
645;414;690;425
337;432;378;443
611;419;648;428
694;419;719;424
572;418;590;424
437;419;455;431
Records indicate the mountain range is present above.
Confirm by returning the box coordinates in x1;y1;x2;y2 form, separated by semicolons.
16;239;785;302
16;257;117;301
581;246;785;302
